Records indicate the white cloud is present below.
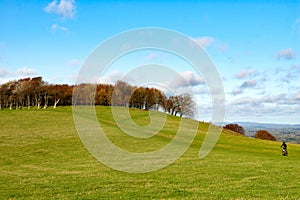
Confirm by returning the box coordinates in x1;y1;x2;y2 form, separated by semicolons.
146;52;161;61
277;65;300;86
99;70;124;84
0;67;38;84
0;68;8;77
44;0;76;19
230;88;244;96
294;92;300;101
234;69;259;79
231;97;254;106
225;93;300;123
193;36;215;48
276;48;296;60
15;67;36;77
257;94;287;105
170;71;205;88
182;71;205;86
51;24;68;32
230;77;266;96
193;37;230;53
240;80;257;89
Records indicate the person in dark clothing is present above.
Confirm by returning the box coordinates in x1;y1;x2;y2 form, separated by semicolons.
281;142;288;156
281;142;287;149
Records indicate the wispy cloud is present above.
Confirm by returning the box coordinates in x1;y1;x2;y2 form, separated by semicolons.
230;88;244;96
182;71;205;86
230;94;292;108
67;59;81;67
193;37;230;53
240;80;257;89
146;52;160;61
292;18;300;34
226;94;291;119
0;67;37;84
99;70;124;84
145;52;168;62
230;79;260;96
276;48;296;60
170;71;205;88
234;69;259;79
51;24;68;32
193;36;215;48
0;68;8;77
15;67;36;77
217;43;229;52
44;0;76;19
277;64;300;85
294;92;300;101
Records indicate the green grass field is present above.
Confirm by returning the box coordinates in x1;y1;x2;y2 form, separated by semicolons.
1;106;300;199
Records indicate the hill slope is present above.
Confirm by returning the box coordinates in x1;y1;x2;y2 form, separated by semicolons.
1;107;300;199
219;122;300;144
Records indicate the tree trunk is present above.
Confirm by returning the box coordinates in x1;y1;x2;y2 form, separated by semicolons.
43;94;48;109
27;95;31;109
35;94;41;109
53;98;60;108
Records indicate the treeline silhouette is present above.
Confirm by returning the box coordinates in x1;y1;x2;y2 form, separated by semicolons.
0;77;194;117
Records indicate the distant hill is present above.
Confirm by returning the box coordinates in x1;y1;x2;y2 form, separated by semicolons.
233;122;300;129
216;122;300;144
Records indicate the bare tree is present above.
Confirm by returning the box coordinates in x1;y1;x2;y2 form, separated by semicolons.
165;94;195;118
112;81;133;106
177;94;195;118
31;77;44;109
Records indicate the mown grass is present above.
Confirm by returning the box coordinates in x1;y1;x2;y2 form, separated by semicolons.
1;106;300;199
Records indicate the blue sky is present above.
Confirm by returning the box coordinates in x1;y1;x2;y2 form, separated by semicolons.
0;0;300;124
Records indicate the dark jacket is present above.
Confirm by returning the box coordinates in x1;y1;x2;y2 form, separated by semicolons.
281;142;287;149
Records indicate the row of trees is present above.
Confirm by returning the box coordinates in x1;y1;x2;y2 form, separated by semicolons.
0;77;195;118
0;77;71;110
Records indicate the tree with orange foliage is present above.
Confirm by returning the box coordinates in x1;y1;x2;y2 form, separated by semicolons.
224;124;245;135
254;130;276;141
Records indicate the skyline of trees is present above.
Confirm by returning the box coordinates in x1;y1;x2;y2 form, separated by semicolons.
0;77;195;118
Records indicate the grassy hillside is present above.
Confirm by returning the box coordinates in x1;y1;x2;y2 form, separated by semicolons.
1;106;300;199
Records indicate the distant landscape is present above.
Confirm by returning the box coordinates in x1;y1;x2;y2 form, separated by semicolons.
219;122;300;144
